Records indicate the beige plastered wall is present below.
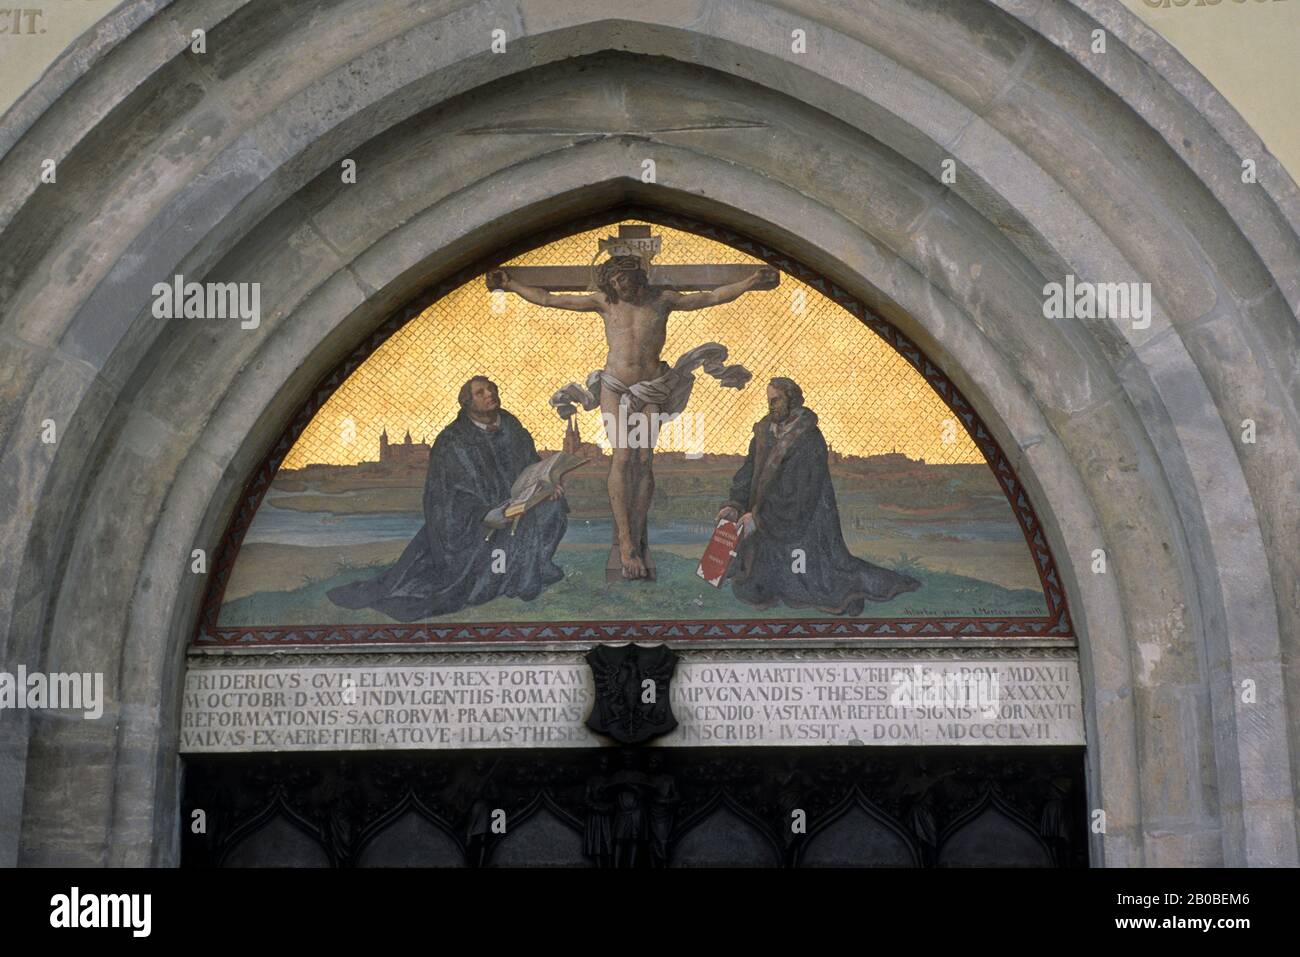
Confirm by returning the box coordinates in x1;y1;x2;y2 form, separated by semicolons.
2;2;1299;184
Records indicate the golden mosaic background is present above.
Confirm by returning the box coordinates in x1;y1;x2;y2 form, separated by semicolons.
282;223;984;469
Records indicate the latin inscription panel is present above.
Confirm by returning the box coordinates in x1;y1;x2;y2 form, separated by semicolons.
180;654;1084;752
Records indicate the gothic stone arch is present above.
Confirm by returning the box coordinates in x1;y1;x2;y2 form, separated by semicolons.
1;0;1297;867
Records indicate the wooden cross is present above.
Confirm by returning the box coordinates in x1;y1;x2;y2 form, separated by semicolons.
485;224;777;583
485;224;780;292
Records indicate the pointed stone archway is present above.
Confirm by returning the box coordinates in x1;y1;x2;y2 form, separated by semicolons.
1;1;1297;867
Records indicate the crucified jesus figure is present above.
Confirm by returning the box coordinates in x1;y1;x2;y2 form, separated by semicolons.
486;257;776;579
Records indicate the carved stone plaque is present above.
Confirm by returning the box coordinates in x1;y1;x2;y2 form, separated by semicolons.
179;650;1084;753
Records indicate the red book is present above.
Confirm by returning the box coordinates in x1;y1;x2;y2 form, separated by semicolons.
697;520;742;587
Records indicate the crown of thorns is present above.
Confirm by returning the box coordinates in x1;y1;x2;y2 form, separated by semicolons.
595;255;648;282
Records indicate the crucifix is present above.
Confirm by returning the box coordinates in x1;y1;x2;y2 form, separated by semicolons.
486;224;779;582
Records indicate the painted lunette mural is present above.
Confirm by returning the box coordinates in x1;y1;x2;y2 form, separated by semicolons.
195;212;1072;646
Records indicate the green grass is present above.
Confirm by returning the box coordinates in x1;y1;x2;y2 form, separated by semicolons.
220;548;1047;626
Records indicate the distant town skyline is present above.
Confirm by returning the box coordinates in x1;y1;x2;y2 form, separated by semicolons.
279;225;985;470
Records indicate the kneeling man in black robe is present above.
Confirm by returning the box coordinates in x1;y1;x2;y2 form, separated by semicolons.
717;377;921;615
328;376;567;621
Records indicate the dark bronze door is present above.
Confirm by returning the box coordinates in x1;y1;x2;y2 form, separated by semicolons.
182;747;1087;868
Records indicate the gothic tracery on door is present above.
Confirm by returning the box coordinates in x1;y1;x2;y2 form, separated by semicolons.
182;748;1087;868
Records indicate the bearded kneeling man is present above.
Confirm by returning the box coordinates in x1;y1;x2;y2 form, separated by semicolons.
328;376;567;622
716;377;922;616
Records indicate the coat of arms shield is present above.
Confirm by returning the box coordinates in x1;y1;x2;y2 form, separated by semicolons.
584;643;680;744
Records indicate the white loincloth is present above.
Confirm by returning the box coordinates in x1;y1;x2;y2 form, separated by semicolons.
549;343;752;420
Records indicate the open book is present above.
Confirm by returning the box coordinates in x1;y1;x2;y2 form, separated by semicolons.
484;452;589;532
